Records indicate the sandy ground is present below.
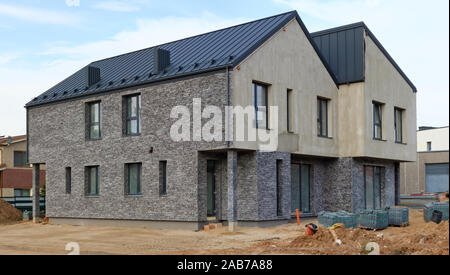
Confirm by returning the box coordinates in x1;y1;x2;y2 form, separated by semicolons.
0;209;448;255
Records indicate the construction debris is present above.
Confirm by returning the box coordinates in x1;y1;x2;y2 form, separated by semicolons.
0;199;22;224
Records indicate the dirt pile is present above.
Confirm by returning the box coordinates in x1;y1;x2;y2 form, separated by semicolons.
0;199;22;224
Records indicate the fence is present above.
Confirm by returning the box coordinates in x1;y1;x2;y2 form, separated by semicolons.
1;196;45;212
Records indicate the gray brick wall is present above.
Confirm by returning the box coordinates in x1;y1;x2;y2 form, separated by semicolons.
28;72;229;222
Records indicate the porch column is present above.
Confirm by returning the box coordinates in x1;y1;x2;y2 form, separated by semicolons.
32;164;40;223
227;150;238;231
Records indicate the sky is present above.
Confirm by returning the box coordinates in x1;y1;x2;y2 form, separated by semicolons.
0;0;448;136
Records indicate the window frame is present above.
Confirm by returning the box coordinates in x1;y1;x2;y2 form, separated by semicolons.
124;94;142;136
427;142;432;152
287;89;293;133
65;167;72;195
373;102;383;140
253;82;269;130
394;107;404;143
317;97;329;138
13;151;28;167
159;161;168;196
125;163;142;196
86;166;99;197
87;101;101;140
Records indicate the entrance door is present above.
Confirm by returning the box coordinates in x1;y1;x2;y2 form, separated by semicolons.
291;164;311;214
207;160;217;218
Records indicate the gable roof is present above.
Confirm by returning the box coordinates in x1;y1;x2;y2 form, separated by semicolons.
311;22;417;93
26;11;338;108
0;135;27;146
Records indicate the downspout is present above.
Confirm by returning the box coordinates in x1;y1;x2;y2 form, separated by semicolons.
26;107;29;165
226;66;231;148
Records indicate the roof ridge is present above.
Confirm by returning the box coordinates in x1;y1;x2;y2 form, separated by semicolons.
91;10;297;65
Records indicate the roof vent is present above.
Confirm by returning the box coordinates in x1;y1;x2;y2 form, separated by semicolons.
87;66;101;86
153;48;171;75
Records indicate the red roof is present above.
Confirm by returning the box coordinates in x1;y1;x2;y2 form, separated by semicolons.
0;135;27;145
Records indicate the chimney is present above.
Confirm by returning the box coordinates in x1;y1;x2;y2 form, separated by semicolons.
153;48;171;75
87;66;101;86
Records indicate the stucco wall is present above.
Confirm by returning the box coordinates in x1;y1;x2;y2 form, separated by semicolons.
231;19;339;157
28;72;229;222
417;127;449;152
362;34;417;162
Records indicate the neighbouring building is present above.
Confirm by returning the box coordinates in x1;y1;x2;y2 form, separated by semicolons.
26;11;417;230
401;126;449;195
0;135;45;197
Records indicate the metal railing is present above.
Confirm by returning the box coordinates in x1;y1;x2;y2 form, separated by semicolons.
1;196;45;212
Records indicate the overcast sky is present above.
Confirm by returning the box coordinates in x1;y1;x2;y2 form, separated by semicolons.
0;0;448;136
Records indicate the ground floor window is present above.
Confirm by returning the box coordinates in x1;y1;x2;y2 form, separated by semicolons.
365;166;383;209
86;166;99;196
125;163;142;196
14;189;30;197
291;164;311;214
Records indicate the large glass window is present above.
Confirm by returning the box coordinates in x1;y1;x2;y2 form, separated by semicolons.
317;98;329;137
291;164;311;214
87;102;101;140
125;94;141;135
125;163;142;196
394;108;404;143
13;151;27;167
365;166;382;209
86;166;99;196
373;102;383;140
253;83;268;129
287;89;293;133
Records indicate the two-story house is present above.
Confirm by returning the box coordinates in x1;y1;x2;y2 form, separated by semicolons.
0;135;45;197
26;11;417;230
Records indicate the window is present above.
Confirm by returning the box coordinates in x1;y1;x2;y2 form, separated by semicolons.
159;161;167;196
66;167;72;194
253;83;268;129
394;108;404;143
87;102;101;140
125;163;142;196
365;166;382;210
373;102;383;140
14;189;30;197
85;166;99;196
276;160;283;216
13;151;27;167
427;142;432;152
287;89;293;133
317;98;329;137
124;94;141;135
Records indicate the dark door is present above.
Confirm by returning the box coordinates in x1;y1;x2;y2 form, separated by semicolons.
207;160;217;217
291;164;311;214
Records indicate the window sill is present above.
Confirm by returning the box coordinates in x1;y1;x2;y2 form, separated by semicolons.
159;194;168;198
318;135;333;139
87;138;102;142
85;195;100;198
125;195;143;198
373;138;387;142
395;141;407;145
123;133;142;137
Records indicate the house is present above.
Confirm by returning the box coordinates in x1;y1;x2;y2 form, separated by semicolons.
400;126;449;195
0;135;45;197
25;11;417;230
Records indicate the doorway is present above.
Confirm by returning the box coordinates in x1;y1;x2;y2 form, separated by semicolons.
291;164;311;214
207;160;217;219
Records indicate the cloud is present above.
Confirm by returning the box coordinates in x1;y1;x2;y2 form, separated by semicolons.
65;0;81;7
0;53;20;65
0;3;78;25
41;12;248;61
93;1;140;12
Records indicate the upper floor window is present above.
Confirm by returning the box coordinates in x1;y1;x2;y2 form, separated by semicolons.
427;142;432;151
13;151;27;167
287;89;293;133
124;94;141;136
394;107;404;143
373;102;383;140
317;98;329;138
253;82;268;129
87;101;101;140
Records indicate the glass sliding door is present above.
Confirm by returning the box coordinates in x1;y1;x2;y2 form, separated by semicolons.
291;164;311;214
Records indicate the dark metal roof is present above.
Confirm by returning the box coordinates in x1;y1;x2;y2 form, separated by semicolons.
26;11;339;108
311;22;417;93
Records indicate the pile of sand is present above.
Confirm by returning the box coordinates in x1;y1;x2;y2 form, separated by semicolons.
0;199;22;224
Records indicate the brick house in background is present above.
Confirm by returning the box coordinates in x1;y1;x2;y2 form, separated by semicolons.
26;11;416;230
0;135;45;197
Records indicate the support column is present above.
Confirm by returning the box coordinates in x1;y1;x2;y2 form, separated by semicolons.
227;150;238;231
32;164;41;223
